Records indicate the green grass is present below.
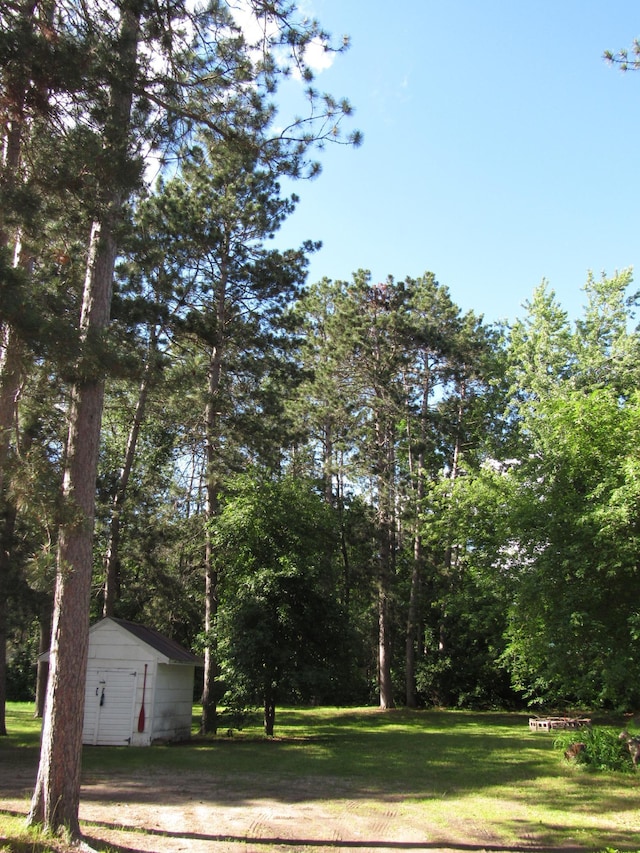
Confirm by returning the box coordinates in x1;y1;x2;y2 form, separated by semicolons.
0;814;76;853
2;703;640;852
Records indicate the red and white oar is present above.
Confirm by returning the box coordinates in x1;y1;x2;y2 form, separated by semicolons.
138;663;147;733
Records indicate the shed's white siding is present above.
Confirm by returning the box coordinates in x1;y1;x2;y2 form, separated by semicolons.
151;663;195;742
79;618;198;747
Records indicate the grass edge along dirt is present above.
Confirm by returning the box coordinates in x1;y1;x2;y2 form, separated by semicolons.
0;813;94;853
2;703;640;852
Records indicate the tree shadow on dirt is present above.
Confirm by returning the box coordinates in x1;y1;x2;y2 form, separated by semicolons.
80;818;594;853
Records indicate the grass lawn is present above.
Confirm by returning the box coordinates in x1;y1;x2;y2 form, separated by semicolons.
1;702;640;852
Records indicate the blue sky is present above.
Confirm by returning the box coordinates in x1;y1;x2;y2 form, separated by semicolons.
273;1;640;324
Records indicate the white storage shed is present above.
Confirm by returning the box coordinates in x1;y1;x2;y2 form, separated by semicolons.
81;616;202;746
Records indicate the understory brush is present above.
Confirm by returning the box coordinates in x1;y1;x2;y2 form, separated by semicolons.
555;725;638;772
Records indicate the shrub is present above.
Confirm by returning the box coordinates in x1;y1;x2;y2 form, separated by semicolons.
555;726;636;773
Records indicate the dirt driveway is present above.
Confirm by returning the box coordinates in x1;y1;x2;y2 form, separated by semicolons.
1;760;588;853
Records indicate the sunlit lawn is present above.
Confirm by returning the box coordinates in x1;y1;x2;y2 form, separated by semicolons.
2;702;640;852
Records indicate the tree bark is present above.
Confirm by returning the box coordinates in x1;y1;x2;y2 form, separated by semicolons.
0;497;18;736
264;691;276;737
376;418;395;710
404;535;421;709
405;365;431;708
201;258;227;735
28;1;140;832
103;332;156;616
438;382;466;656
28;219;117;835
337;477;351;616
377;517;395;709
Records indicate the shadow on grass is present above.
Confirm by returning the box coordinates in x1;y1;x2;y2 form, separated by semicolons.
3;709;639;807
72;736;551;802
4;706;640;853
0;838;61;853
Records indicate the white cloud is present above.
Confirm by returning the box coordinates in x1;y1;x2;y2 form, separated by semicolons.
230;0;278;47
296;37;336;76
231;0;335;77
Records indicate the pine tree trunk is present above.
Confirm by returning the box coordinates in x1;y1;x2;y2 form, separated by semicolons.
201;261;227;734
28;1;140;831
405;369;430;708
377;519;395;710
378;584;393;708
0;326;24;489
337;480;351;616
376;419;395;711
201;368;221;734
103;336;155;616
404;537;421;709
0;247;33;733
322;421;334;504
27;219;117;835
264;692;276;737
366;299;397;711
0;599;6;735
439;384;465;654
0;248;29;736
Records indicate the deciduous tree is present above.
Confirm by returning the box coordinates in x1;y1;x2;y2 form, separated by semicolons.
215;473;346;736
500;271;640;708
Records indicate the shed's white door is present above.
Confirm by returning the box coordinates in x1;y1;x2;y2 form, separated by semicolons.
83;668;137;746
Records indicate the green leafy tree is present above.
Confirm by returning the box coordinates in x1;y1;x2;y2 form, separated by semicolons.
500;271;640;708
214;473;348;736
415;461;516;707
504;388;640;707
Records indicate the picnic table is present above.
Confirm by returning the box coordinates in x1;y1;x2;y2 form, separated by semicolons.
528;716;591;732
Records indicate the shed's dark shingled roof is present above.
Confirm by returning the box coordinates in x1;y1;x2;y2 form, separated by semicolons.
109;617;202;664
